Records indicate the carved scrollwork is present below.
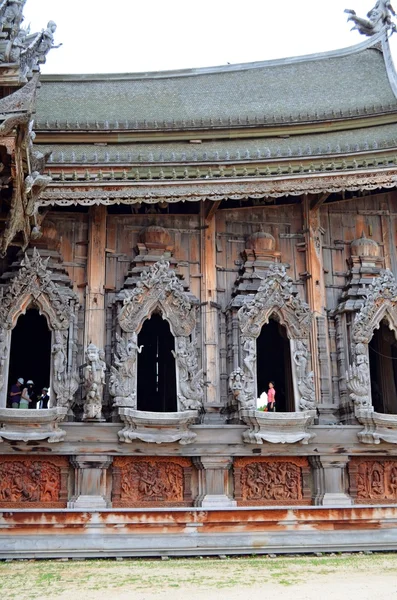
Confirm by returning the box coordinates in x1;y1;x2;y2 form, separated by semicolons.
118;259;197;337
0;247;73;331
238;263;311;340
352;269;397;344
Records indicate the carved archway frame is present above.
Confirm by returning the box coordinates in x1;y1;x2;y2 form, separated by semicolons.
112;259;204;412
0;248;79;408
347;269;397;408
345;269;397;442
234;263;314;411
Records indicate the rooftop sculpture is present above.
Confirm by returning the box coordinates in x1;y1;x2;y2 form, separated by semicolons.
345;1;396;36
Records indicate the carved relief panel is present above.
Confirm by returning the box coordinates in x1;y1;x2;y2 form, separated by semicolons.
0;455;69;507
233;457;311;505
349;458;397;503
112;456;194;507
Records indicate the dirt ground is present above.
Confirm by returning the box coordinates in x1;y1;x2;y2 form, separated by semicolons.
0;554;397;600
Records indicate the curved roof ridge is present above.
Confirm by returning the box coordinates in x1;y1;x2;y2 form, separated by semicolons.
40;28;388;83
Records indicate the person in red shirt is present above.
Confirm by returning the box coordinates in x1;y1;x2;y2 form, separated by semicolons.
267;381;276;412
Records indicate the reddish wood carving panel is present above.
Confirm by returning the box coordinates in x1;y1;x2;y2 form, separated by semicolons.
234;457;311;506
0;456;69;508
349;458;397;504
112;456;194;507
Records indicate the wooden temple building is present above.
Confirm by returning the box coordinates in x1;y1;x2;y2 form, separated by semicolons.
2;1;397;556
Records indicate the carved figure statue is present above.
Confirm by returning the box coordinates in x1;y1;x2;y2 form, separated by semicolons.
345;1;396;36
298;371;316;411
293;340;308;383
110;332;142;408
346;343;372;407
229;367;256;408
242;337;256;382
172;337;204;410
0;330;7;391
83;343;105;420
0;0;26;39
52;331;65;382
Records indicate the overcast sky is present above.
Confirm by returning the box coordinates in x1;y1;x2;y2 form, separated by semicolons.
22;0;397;74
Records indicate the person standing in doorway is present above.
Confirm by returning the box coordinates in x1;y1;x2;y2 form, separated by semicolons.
9;377;23;408
26;380;36;409
19;379;33;409
38;387;49;409
267;381;276;412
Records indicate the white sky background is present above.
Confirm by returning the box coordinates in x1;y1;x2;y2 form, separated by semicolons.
22;0;397;74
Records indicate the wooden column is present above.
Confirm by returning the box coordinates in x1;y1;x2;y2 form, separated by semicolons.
303;195;331;405
84;205;107;350
200;201;221;410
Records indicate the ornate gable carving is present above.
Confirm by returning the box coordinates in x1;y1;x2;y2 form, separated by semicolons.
238;263;311;339
118;259;197;337
352;269;397;343
0;247;74;330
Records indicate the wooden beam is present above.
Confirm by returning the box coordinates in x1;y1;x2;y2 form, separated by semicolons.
310;193;331;211
84;205;107;350
205;200;221;221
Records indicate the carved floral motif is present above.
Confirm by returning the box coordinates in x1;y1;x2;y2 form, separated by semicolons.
112;456;193;507
349;459;397;503
233;457;310;506
0;456;68;507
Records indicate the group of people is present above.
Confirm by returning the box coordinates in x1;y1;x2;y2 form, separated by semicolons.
257;381;276;412
9;378;50;409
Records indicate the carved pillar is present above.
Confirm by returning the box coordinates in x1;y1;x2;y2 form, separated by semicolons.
310;455;352;506
303;197;331;407
68;454;112;509
200;203;221;419
193;456;236;507
84;205;107;350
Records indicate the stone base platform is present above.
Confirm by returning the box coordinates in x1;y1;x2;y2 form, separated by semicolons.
1;506;397;558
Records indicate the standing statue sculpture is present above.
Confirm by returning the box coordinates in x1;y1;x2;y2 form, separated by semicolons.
345;1;396;36
83;343;106;420
109;332;143;408
172;337;204;411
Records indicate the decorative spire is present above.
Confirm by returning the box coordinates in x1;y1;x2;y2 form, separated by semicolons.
345;1;396;36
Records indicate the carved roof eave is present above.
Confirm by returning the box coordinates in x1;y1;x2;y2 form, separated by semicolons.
36;168;397;206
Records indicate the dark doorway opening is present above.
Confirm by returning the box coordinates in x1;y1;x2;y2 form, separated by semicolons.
256;318;294;412
137;312;177;412
7;308;52;408
369;320;397;414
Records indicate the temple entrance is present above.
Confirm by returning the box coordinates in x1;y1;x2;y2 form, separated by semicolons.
7;308;52;408
256;318;294;412
369;320;397;414
137;313;177;412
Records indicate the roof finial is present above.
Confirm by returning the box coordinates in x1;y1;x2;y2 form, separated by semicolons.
345;1;396;36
